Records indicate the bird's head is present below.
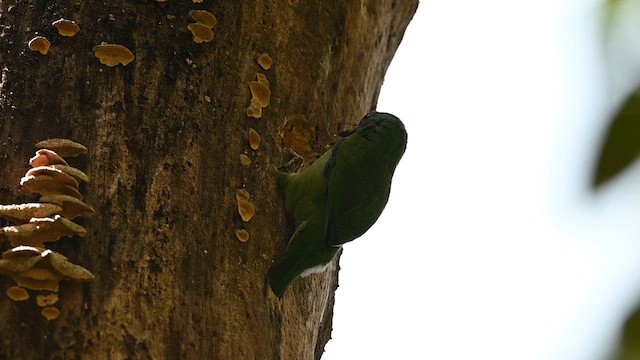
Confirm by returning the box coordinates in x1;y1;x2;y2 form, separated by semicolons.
354;112;407;158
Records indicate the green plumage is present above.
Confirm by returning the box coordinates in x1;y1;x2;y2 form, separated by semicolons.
268;112;407;297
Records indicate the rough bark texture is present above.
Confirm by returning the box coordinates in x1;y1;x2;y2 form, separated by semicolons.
0;1;417;359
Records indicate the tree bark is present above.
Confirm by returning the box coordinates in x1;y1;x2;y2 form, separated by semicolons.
0;1;417;358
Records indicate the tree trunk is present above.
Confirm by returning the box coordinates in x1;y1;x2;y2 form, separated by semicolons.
0;1;417;358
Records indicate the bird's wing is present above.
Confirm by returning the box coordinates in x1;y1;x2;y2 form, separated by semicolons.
324;138;390;247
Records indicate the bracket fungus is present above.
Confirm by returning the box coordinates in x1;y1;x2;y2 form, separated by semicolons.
0;203;62;224
0;139;93;319
52;19;80;37
36;293;59;307
26;166;79;189
189;10;217;28
187;23;214;43
0;215;87;248
41;306;60;320
257;53;273;70
249;128;261;150
28;36;51;55
249;81;271;108
239;154;251;166
256;73;269;87
6;286;29;301
29;149;69;167
236;189;255;222
93;43;135;67
50;164;90;183
40;194;95;219
246;101;263;119
35;138;87;157
246;72;272;118
20;174;82;199
235;229;249;242
0;247;94;292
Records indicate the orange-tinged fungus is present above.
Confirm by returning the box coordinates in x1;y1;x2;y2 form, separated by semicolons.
28;36;50;55
249;81;271;107
6;286;29;301
187;23;214;43
93;43;135;67
29;149;69;167
52;19;80;37
257;53;272;70
235;229;249;242
189;10;217;28
35;138;87;157
26;166;79;189
249;128;261;150
41;306;60;320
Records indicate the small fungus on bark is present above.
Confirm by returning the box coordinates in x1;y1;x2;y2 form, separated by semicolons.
249;128;261;150
6;286;29;301
249;81;271;108
246;104;262;119
36;293;59;307
257;54;273;70
236;189;255;222
189;10;217;28
239;154;251;166
92;43;135;67
256;73;269;87
187;23;214;43
235;229;249;242
41;306;60;320
28;36;50;55
52;19;80;37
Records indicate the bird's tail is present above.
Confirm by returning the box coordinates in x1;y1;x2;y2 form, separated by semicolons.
268;220;314;298
268;260;300;298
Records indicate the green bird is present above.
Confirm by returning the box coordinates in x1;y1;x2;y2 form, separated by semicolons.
268;112;408;297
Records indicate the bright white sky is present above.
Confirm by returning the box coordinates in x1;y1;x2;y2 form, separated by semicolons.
324;1;640;359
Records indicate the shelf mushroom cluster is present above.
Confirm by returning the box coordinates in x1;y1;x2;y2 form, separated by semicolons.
0;139;95;320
